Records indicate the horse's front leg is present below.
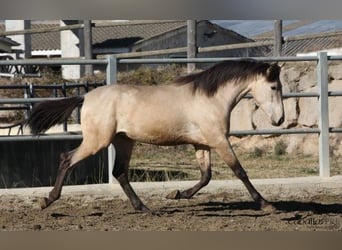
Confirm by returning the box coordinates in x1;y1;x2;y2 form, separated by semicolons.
214;138;275;212
112;134;150;213
166;145;211;199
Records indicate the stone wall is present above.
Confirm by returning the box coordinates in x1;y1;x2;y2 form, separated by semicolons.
230;61;342;156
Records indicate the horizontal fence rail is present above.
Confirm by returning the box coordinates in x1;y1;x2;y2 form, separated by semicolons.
1;53;342;182
1;20;341;60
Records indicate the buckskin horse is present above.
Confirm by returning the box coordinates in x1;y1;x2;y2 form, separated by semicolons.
27;59;284;212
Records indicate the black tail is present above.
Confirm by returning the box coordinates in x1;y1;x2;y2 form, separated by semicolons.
27;96;84;135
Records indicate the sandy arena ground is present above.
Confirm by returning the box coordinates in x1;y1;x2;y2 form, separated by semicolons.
0;176;342;231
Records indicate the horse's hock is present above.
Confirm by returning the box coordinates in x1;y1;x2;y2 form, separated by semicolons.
230;61;342;156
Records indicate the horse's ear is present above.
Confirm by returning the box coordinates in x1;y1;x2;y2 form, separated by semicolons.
266;63;281;81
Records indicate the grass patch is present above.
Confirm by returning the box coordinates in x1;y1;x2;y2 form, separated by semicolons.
128;143;341;181
129;168;189;182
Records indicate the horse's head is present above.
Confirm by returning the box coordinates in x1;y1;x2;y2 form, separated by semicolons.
250;63;284;126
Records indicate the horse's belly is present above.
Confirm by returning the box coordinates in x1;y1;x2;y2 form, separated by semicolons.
119;124;207;146
133;135;190;146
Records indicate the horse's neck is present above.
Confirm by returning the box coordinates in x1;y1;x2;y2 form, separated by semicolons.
216;80;251;112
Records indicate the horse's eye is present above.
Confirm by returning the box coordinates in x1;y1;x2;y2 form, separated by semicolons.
270;86;277;91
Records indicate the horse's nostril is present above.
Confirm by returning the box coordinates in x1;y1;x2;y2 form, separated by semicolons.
276;116;285;126
272;115;285;126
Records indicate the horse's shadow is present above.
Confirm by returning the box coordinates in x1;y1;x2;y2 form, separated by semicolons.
159;200;342;218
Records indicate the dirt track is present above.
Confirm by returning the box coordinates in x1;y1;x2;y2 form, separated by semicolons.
1;177;342;231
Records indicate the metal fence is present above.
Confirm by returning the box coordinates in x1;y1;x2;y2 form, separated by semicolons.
0;52;341;183
0;81;105;131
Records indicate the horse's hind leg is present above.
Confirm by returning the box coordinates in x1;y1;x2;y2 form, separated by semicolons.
40;149;76;209
41;140;106;209
112;134;149;213
166;145;211;200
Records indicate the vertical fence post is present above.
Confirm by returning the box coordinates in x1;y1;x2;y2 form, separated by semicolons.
62;82;68;132
317;52;330;177
83;20;93;77
106;55;117;184
187;20;197;73
23;83;30;118
273;20;283;57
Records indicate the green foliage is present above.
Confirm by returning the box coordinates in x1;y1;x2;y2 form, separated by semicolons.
274;140;287;156
117;65;185;85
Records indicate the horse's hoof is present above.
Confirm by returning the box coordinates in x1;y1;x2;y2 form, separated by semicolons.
165;190;181;200
261;202;276;213
133;205;151;214
40;197;49;210
141;205;151;213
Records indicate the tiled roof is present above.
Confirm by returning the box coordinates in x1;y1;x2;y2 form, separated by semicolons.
0;23;60;51
214;20;342;39
92;20;186;49
257;35;342;56
281;36;342;56
0;20;187;51
252;20;316;39
31;24;60;51
252;20;342;56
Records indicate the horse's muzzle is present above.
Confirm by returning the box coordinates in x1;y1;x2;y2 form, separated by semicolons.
272;115;284;126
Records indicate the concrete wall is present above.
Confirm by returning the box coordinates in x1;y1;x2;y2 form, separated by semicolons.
60;20;83;79
5;20;31;59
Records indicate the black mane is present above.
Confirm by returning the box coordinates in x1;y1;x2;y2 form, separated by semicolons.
175;59;279;96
